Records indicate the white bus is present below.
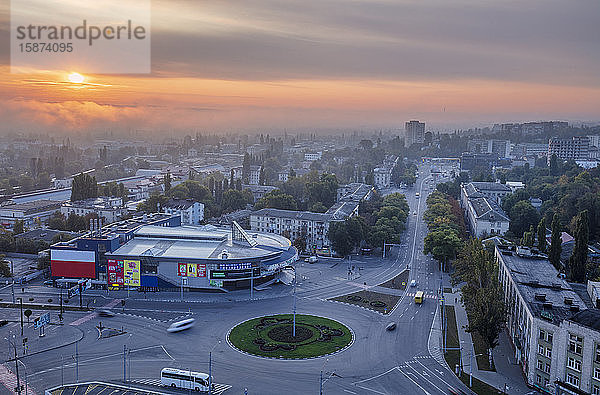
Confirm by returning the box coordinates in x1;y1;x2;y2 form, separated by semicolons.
160;367;212;391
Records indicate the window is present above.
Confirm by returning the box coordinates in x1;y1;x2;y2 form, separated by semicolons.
566;373;580;388
547;333;553;344
569;334;583;355
538;345;545;355
593;385;600;395
537;360;544;370
567;357;582;372
595;367;600;380
539;329;545;340
536;374;542;384
596;344;600;363
545;363;551;374
545;348;552;358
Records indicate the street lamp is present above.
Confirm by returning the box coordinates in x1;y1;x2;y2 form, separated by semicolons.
293;258;297;337
319;358;329;395
4;336;22;394
208;340;221;395
17;359;27;395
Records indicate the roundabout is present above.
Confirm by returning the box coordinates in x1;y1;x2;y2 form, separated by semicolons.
227;314;353;359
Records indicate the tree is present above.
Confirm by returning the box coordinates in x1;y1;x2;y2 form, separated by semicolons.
293;235;306;254
221;189;253;213
242;153;251;184
509;200;539;238
537;218;547;253
309;202;328;213
549;213;563;270
70;173;98;201
13;220;24;235
328;221;353;257
0;254;11;277
163;171;172;192
423;230;462;270
549;154;559;176
453;239;506;369
259;166;266;186
569;210;589;283
47;213;67;230
255;190;298;210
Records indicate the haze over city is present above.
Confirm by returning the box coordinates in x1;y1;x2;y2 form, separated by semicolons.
1;0;599;134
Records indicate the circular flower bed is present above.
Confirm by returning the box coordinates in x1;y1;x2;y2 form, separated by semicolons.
228;314;353;359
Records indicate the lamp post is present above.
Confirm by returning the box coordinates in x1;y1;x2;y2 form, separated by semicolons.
208;340;221;395
319;358;329;395
17;297;23;336
5;336;21;394
17;359;27;395
293;258;297;337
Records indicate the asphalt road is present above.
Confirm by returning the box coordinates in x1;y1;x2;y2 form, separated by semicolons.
1;164;472;395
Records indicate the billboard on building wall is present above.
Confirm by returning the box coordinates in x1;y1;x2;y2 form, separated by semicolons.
124;259;140;286
177;263;206;277
50;250;96;278
107;259;124;288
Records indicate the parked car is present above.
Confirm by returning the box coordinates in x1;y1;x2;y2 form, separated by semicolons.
305;256;318;263
360;247;372;255
386;322;397;331
410;280;417;287
167;318;196;333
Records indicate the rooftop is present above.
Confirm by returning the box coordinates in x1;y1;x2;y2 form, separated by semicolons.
469;181;512;193
252;208;332;222
569;309;600;331
496;245;583;325
163;198;200;210
326;201;359;220
469;197;509;221
108;224;292;261
0;199;61;214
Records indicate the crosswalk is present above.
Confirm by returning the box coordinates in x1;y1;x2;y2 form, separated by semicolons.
129;378;231;394
406;292;438;300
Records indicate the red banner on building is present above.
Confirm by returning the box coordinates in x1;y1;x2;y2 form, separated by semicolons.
197;264;206;277
107;259;124;287
178;263;187;277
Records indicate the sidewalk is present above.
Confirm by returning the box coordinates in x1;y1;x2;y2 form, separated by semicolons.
445;289;533;394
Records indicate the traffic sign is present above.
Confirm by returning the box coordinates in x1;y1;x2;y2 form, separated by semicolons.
34;312;50;329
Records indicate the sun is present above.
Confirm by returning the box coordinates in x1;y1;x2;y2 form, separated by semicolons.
67;72;85;84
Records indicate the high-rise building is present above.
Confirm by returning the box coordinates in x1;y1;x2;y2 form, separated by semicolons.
547;136;590;164
405;120;425;147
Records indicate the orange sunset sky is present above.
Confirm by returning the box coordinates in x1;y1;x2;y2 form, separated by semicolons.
1;0;599;134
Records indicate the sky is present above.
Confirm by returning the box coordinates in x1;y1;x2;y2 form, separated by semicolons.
0;0;599;134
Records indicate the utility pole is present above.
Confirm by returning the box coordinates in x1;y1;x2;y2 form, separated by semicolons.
11;260;15;305
123;344;127;382
79;283;82;308
61;354;64;386
19;297;23;336
74;340;79;383
7;338;22;394
250;265;254;300
293;259;297;337
208;350;212;395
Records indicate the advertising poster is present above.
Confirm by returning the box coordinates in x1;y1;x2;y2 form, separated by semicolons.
107;259;124;288
124;259;140;286
178;263;187;277
187;263;197;277
197;264;206;277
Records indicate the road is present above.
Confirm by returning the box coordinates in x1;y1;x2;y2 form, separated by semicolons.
1;163;470;395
